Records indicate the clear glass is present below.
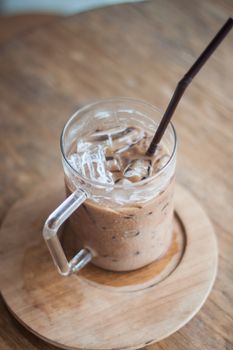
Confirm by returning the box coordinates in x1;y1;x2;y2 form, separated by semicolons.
43;98;177;275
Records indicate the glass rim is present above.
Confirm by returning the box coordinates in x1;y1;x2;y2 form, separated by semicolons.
60;97;177;189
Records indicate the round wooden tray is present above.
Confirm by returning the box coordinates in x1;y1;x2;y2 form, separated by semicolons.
0;182;217;350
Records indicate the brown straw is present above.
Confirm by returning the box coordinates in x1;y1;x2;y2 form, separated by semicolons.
146;17;233;156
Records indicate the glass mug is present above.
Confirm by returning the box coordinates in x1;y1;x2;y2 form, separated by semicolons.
43;98;177;276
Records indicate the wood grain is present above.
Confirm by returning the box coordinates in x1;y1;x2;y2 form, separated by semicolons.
0;14;60;45
0;182;217;349
0;0;232;349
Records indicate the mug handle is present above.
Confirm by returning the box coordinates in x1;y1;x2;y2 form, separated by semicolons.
43;189;92;276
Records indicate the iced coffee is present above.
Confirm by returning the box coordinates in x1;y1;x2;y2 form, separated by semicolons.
64;103;176;271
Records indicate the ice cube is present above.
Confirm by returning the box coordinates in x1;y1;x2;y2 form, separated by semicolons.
83;126;145;154
79;145;114;185
88;126;127;149
111;127;145;153
68;153;81;172
76;139;93;153
90;126;127;141
124;159;152;182
155;155;170;170
105;155;121;173
90;126;145;153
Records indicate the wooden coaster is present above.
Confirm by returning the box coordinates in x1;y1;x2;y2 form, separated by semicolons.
0;182;217;350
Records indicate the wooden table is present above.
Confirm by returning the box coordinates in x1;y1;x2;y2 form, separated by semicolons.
0;1;232;349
